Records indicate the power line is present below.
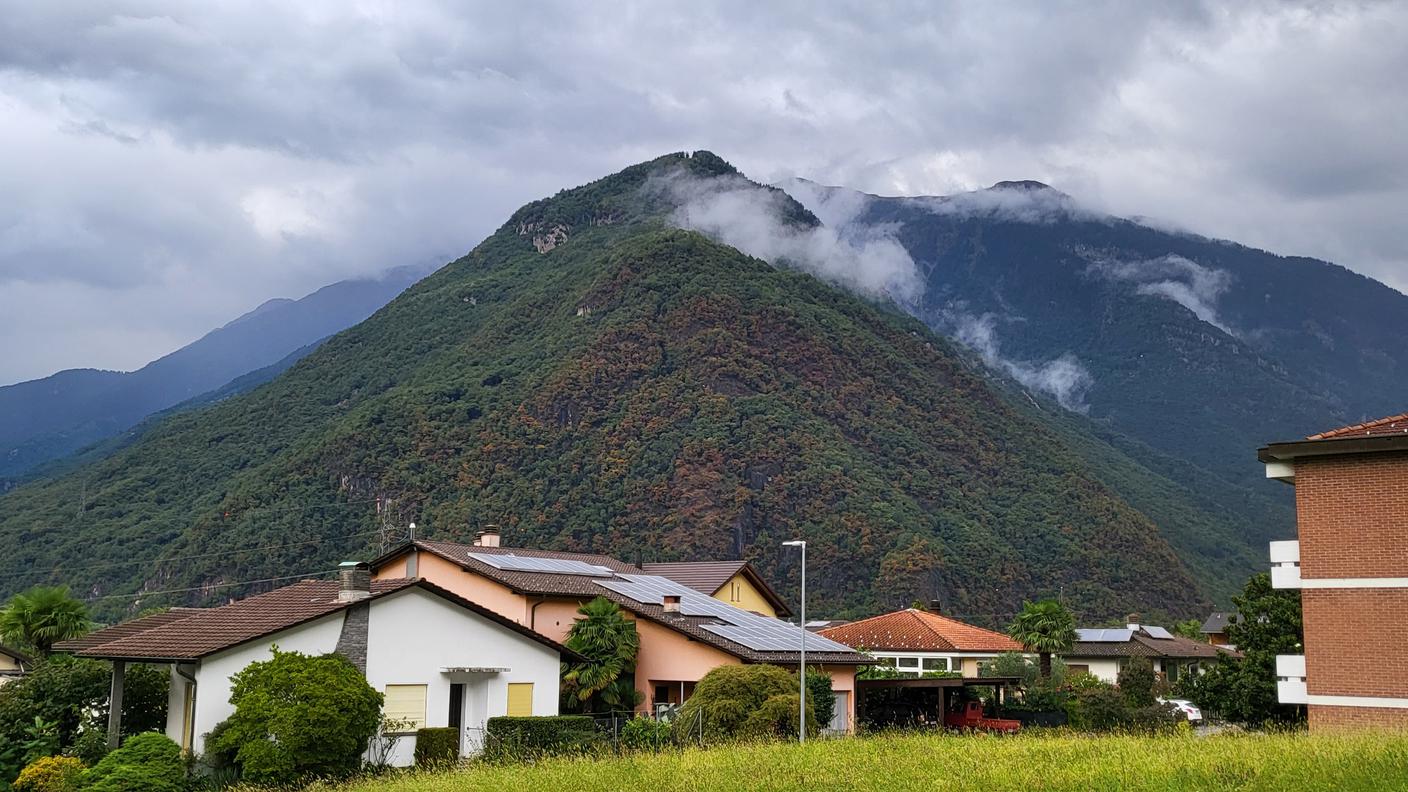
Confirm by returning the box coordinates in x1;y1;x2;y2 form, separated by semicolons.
83;569;341;602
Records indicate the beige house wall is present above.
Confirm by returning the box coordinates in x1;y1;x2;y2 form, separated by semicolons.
715;573;779;617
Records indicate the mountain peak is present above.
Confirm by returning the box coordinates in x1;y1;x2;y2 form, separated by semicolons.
987;179;1065;197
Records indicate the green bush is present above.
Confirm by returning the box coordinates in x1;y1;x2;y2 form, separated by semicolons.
619;716;671;752
80;732;183;792
204;648;382;786
0;656;167;784
484;716;602;761
412;727;459;768
64;729;108;767
672;665;813;743
1118;659;1157;708
11;755;84;792
740;694;818;740
1067;686;1130;731
804;669;836;729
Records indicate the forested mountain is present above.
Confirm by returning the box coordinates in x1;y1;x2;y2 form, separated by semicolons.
0;267;426;485
0;152;1257;625
783;178;1408;545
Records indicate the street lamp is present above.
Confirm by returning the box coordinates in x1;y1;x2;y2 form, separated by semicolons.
782;539;807;743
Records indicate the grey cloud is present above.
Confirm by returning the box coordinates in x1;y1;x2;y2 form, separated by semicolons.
0;0;1404;384
950;312;1093;412
662;172;923;305
1086;253;1235;334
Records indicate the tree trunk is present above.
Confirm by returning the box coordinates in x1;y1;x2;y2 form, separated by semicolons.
1040;652;1053;680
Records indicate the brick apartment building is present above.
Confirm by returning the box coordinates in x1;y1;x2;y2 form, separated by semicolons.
1260;412;1408;730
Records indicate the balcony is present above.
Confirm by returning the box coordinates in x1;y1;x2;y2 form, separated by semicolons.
1276;654;1307;705
1269;540;1301;589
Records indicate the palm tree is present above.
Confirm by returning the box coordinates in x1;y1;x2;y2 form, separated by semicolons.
561;597;642;713
0;585;91;657
1007;599;1076;680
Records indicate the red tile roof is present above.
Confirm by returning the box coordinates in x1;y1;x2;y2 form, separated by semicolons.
55;608;206;654
65;578;574;662
1308;412;1408;440
818;609;1024;653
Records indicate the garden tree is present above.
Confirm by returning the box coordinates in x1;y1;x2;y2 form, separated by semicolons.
207;648;382;786
1171;618;1204;640
560;597;643;713
0;586;90;657
1117;657;1157;707
1007;600;1077;680
1176;573;1303;726
672;664;817;742
0;656;168;784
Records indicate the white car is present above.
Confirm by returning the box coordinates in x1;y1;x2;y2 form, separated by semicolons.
1158;698;1203;723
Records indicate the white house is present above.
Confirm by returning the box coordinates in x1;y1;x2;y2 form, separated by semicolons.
1062;624;1235;684
0;643;31;686
58;565;573;765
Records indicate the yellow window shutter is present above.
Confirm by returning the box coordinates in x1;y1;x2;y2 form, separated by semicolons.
506;682;534;717
384;684;428;730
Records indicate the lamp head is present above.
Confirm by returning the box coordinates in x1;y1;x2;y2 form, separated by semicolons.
781;540;806;547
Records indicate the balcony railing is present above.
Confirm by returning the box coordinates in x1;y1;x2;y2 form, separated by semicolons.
1269;540;1301;589
1276;654;1307;704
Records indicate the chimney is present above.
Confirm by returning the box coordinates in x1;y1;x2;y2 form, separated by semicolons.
1126;613;1141;631
338;561;371;602
662;594;681;614
928;599;942;613
477;525;501;548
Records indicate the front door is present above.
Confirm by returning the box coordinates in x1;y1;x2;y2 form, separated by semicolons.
448;683;465;757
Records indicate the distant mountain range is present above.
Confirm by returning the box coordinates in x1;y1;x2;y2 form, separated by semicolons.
0;266;427;486
2;152;1329;628
783;177;1408;547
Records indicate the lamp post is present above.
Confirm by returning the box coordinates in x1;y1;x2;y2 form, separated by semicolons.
782;539;807;743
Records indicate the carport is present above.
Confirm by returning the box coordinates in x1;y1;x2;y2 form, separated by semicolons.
855;676;1022;730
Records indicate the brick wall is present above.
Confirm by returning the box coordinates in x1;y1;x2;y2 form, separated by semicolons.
1295;451;1408;579
1309;704;1408;731
1293;449;1408;730
1302;589;1408;698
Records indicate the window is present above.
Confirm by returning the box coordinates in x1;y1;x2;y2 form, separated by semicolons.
507;683;534;717
384;684;428;730
875;657;896;668
1067;664;1089;675
921;657;949;672
895;657;919;669
730;581;742;602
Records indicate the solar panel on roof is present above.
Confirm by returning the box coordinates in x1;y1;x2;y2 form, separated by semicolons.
595;574;855;654
468;553;614;577
1076;628;1132;642
1142;626;1174;640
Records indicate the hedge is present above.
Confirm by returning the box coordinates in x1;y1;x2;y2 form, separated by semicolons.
413;727;459;767
484;716;602;760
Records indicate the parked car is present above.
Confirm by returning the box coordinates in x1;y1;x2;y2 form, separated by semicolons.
1157;698;1203;723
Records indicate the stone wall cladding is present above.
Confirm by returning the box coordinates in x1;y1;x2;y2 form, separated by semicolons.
334;601;370;673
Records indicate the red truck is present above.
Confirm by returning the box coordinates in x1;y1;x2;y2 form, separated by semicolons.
943;700;1022;733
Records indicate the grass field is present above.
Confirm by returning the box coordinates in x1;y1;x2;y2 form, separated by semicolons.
312;731;1408;792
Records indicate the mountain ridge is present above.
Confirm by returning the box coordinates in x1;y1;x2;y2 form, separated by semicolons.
0;152;1233;626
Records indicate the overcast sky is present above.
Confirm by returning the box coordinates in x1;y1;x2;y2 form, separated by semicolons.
2;1;1405;385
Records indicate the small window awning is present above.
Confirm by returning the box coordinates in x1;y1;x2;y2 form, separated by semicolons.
441;666;510;674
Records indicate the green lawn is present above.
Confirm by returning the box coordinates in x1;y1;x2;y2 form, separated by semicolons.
313;731;1408;792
